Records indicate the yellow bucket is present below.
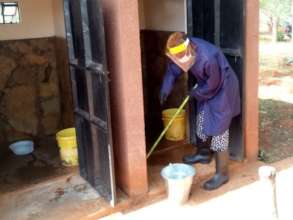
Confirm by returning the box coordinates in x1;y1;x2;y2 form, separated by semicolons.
56;128;78;166
162;108;186;141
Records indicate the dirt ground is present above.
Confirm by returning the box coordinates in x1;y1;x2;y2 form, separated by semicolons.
258;40;293;163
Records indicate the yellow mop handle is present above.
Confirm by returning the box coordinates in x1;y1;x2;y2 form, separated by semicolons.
146;95;190;159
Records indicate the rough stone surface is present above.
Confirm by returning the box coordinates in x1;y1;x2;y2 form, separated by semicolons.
0;56;16;90
6;129;32;143
0;38;65;153
4;86;38;135
40;83;59;98
41;114;60;135
8;41;33;54
25;54;48;66
41;97;61;116
0;130;5;146
11;67;38;86
55;37;74;128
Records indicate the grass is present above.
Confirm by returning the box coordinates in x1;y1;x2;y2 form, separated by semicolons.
259;99;293;163
258;39;293;163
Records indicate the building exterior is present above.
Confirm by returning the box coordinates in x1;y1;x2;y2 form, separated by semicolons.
99;0;259;199
0;0;259;207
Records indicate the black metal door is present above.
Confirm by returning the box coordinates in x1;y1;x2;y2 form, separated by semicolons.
63;0;116;206
187;0;245;160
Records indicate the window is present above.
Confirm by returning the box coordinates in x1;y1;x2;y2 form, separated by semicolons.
0;2;20;24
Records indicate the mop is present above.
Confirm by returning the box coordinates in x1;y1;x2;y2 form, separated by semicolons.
147;84;198;159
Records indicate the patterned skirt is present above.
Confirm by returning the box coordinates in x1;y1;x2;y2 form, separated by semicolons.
196;110;229;152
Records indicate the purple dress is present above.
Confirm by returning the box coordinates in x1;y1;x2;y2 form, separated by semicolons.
161;38;241;137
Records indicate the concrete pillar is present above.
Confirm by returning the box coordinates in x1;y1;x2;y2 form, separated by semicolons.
101;0;148;196
244;0;259;161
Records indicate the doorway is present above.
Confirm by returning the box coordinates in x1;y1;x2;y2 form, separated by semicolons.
0;0;76;193
138;0;245;162
0;0;118;211
139;0;188;153
137;0;246;196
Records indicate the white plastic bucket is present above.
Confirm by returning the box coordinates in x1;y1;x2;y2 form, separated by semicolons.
161;163;196;205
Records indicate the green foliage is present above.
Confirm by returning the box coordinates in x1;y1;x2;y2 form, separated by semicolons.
277;31;285;41
260;0;293;22
260;0;292;41
258;148;268;162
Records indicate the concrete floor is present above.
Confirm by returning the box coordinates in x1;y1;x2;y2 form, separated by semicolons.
0;136;77;193
104;157;293;220
0;144;245;220
1;143;292;220
0;174;102;220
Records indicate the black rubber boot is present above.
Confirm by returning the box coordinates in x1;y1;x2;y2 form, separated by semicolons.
203;150;229;190
182;138;213;165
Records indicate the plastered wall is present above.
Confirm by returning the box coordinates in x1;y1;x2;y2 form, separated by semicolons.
139;0;187;32
52;0;66;38
0;0;55;40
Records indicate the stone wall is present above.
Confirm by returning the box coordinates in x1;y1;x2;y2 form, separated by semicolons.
0;37;73;155
55;37;74;128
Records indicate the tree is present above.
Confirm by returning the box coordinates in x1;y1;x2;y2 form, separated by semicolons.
260;0;293;41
